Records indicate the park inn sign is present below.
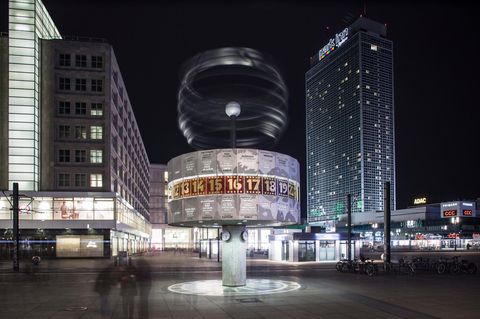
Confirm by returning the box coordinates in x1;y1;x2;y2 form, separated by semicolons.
318;28;349;61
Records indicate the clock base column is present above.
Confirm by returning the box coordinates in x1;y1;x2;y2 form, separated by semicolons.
221;225;247;287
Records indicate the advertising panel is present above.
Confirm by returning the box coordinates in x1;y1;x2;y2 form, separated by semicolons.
258;150;276;175
441;201;476;218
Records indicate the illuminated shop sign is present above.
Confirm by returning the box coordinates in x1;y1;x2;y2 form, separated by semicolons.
318;28;349;61
463;210;473;216
441;201;476;218
413;197;427;205
442;210;457;217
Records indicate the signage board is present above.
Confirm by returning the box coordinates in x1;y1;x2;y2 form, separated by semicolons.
440;201;476;218
318;28;349;61
413;197;427;205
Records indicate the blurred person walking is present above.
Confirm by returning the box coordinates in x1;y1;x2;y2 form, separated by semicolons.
94;265;116;318
136;259;152;319
120;262;137;319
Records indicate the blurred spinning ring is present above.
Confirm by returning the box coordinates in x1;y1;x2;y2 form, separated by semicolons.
178;47;288;149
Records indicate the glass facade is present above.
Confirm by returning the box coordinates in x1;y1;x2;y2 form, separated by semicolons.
306;18;395;224
8;0;61;190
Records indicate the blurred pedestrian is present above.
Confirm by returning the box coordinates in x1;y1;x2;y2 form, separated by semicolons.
94;265;116;318
120;263;137;319
136;259;152;319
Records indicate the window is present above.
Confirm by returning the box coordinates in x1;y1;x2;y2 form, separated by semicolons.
90;150;103;163
75;150;86;163
370;44;378;51
75;126;87;139
91;79;103;92
58;101;71;115
58;174;70;187
75;102;87;115
91;56;103;68
90;174;103;187
75;54;87;67
59;125;70;139
91;103;103;116
75;79;86;91
59;54;71;66
90;126;103;140
58;149;70;162
75;174;87;187
59;78;70;90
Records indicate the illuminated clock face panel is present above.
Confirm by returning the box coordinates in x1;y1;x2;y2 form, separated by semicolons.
221;231;231;241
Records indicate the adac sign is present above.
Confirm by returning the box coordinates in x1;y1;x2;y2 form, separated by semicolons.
413;197;427;205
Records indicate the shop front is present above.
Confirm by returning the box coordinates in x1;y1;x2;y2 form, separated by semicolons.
269;232;359;262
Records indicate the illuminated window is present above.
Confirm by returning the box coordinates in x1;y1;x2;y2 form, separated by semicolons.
75;55;87;67
59;125;71;139
75;174;87;187
91;79;103;92
91;103;103;116
59;54;71;66
90;174;103;187
90;150;103;163
90;126;103;140
370;44;378;51
91;56;103;68
75;102;87;115
75;126;87;139
59;78;71;90
75;150;86;163
58;150;70;162
58;101;71;115
58;174;70;187
75;79;87;91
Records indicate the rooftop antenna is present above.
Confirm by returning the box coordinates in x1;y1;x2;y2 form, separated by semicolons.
362;1;367;17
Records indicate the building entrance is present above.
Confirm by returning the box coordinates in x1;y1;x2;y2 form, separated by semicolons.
319;240;335;261
298;240;315;261
281;240;289;261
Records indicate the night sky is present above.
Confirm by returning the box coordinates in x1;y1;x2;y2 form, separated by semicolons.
2;0;479;210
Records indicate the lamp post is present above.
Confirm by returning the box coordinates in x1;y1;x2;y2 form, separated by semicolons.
225;101;241;148
451;216;459;251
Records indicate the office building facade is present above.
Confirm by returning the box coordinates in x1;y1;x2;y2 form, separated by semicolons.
306;17;396;225
0;0;151;258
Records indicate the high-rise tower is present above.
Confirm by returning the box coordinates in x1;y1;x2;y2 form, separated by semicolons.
306;17;396;225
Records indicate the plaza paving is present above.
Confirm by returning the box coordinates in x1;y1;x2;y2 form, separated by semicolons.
0;252;479;319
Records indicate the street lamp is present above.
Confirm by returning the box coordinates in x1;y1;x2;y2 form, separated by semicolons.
451;216;460;251
225;101;241;148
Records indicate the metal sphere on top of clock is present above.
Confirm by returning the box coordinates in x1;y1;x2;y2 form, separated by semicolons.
177;47;289;150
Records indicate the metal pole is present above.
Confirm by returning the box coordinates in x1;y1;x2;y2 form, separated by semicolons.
12;183;19;272
217;228;220;262
383;182;391;264
231;116;236;148
346;194;352;261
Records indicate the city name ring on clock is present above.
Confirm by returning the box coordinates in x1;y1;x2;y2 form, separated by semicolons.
167;148;300;227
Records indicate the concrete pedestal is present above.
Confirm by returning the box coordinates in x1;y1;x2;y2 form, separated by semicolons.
221;225;246;287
